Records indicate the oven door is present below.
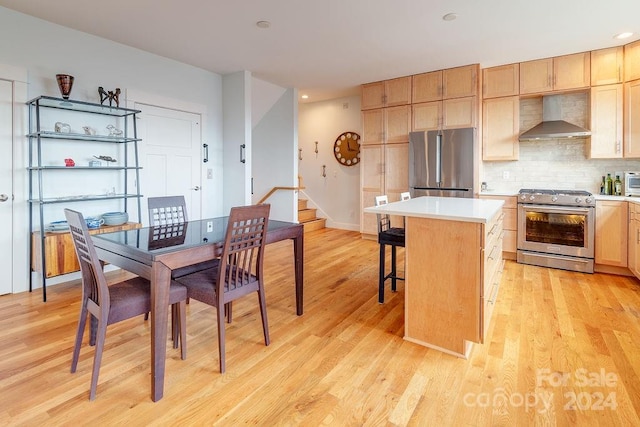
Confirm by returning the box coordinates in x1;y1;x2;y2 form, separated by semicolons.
517;204;595;259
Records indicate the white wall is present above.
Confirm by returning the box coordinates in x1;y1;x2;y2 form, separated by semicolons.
0;6;223;293
252;88;298;222
298;95;361;230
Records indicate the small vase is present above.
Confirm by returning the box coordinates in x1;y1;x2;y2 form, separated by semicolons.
56;74;74;100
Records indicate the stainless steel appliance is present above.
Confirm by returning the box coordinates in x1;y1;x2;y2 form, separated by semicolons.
409;128;475;198
517;189;595;273
625;172;640;197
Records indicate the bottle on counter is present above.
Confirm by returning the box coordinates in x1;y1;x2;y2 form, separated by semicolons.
614;175;622;196
606;173;613;195
600;176;606;195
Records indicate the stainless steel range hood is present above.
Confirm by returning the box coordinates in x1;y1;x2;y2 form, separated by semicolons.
519;95;591;141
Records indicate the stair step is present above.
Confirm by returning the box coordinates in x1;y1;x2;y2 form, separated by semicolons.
298;198;308;210
302;218;326;233
298;208;317;222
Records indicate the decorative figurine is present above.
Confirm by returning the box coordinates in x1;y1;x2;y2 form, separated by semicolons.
54;122;71;133
82;126;96;135
93;155;117;163
98;86;121;107
56;74;74;100
106;124;123;136
64;158;75;167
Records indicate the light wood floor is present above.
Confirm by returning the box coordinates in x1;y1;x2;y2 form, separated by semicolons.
1;228;640;426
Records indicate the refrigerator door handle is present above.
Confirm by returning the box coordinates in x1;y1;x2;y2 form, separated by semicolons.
435;133;442;186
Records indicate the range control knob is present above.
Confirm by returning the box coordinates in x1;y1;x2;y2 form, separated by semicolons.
529;195;535;201
520;194;527;201
575;197;583;204
585;197;593;204
551;196;558;202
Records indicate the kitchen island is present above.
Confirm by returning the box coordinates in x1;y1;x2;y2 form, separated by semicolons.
365;196;504;358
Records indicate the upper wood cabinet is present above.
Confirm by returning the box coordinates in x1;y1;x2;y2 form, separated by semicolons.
361;105;411;145
589;84;623;159
443;64;479;99
624;79;640;158
520;53;590;94
625;39;640;82
482;64;519;98
591;46;623;86
361;77;411;110
412;97;477;131
412;71;442;103
362;108;384;145
482;96;519;161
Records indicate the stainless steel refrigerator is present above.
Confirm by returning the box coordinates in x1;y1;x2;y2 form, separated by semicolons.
409;128;475;198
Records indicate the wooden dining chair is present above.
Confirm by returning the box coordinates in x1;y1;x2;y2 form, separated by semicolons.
64;208;188;400
375;195;405;304
400;192;411;201
175;204;271;373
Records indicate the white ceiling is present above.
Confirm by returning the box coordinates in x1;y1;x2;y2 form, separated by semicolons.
1;0;639;103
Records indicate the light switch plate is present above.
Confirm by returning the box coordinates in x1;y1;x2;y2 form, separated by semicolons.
206;221;213;232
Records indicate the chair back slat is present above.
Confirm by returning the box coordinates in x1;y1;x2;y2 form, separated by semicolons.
219;205;270;295
148;196;187;226
65;209;110;312
374;195;392;233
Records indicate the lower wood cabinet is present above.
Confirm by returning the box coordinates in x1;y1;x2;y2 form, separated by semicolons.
31;222;141;277
628;203;640;278
595;200;628;267
479;195;517;259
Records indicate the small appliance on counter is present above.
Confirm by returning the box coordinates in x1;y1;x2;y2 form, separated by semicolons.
625;172;640;197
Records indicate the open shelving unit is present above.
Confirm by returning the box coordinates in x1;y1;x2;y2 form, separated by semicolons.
27;96;143;301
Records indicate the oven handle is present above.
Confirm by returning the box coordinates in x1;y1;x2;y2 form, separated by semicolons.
519;204;593;214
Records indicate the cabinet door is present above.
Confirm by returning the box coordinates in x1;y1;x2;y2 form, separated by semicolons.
591;46;623;86
412;101;442;131
443;96;477;129
361;81;385;110
520;58;553;94
412;70;442;103
589;84;623;159
384;76;411;107
385;143;409;227
443;64;478;99
625;39;640;82
482;96;520;161
624;79;640;158
482;63;519;98
553;52;590;91
628;205;639;277
384;105;411;144
362;109;384;145
595;200;628;267
360;145;385;235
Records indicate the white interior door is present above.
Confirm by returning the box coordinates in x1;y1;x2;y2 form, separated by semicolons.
135;103;202;225
0;79;13;295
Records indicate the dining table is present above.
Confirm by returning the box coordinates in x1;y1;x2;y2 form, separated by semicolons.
91;217;304;402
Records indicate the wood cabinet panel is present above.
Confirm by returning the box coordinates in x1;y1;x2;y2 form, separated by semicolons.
412;101;442;131
520;58;553;94
362;109;384;145
443;64;478;99
482;96;520;160
591;46;623;86
553;52;590;91
384;76;412;107
412;71;442;103
384;143;409;193
32;222;141;277
625;39;640;82
479;195;517;256
595;200;628;267
361;81;385;110
483;63;520;98
624;79;640;158
384;105;411;144
628;203;640;278
443;96;477;129
589;84;623;159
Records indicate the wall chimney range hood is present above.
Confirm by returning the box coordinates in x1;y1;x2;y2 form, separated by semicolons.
519;95;591;141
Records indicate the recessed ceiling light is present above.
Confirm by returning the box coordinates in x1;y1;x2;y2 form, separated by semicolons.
614;32;633;39
256;20;271;29
442;13;457;21
301;94;309;99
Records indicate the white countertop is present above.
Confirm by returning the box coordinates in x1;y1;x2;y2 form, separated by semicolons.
364;196;504;223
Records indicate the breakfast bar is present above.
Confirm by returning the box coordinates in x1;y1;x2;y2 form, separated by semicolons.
365;196;504;358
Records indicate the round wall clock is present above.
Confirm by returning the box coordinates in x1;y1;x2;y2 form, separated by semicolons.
333;131;360;166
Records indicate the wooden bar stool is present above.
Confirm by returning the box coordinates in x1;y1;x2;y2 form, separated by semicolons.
375;195;405;303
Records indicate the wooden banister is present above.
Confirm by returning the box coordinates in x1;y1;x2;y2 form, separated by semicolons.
257;175;305;205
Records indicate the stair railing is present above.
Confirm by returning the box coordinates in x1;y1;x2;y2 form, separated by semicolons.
257;175;305;204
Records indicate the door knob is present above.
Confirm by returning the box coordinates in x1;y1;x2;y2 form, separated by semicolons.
191;186;200;191
0;194;8;202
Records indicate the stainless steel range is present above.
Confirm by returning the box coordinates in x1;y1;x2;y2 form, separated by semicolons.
517;189;595;273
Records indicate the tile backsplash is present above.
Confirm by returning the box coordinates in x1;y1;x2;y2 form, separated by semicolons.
482;92;640;194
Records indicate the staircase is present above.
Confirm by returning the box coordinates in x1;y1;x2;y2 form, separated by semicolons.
298;198;326;232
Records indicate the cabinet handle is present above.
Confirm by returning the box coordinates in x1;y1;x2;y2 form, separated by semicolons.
616;140;621;154
203;143;209;163
240;144;246;163
618;66;621;82
637;228;639;245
